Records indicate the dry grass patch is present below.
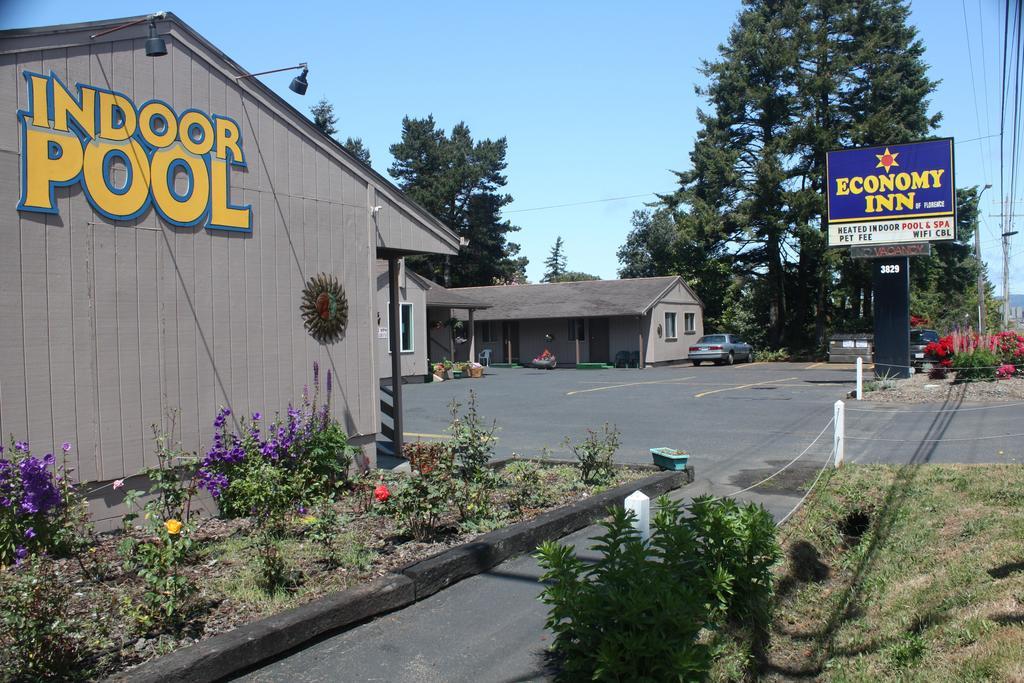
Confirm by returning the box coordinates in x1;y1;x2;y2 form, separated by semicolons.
752;464;1024;682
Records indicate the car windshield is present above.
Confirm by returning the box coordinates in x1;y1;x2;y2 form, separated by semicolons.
910;330;939;344
697;335;727;344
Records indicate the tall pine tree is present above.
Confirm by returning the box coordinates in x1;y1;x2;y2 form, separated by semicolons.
542;237;567;282
389;116;527;287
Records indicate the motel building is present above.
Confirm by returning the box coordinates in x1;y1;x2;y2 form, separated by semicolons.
0;14;462;525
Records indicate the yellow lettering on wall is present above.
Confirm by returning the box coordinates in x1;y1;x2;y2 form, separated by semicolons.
214;116;244;163
82;138;152;218
19;72;251;233
97;91;137;141
28;74;50;129
835;177;850;195
179;110;214;156
19;127;84;212
52;79;96;139
138;101;177;148
930;169;945;187
150;143;210;225
210;159;251;230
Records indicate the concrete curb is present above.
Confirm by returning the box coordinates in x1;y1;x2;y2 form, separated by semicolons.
109;467;691;682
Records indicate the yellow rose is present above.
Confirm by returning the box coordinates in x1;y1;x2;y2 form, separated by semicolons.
165;519;183;535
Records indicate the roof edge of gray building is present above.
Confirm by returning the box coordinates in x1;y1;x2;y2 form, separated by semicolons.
0;12;461;256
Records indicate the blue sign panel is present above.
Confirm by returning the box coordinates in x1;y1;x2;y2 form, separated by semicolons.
826;138;955;247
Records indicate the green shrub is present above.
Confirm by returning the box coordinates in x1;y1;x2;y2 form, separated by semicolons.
0;555;100;681
504;460;546;516
536;495;781;681
118;424;199;627
953;348;1000;382
565;423;621;486
386;471;453;541
447;392;497;482
753;347;789;362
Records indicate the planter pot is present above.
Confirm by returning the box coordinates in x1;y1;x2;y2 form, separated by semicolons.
444;369;453;380
469;366;484;378
650;447;689;471
531;358;557;370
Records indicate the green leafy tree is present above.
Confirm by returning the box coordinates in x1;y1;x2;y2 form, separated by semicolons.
389;115;527;286
554;271;600;282
309;97;338;137
623;0;977;351
343;136;371;166
542;236;567;282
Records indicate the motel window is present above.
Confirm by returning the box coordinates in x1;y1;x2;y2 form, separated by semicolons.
664;312;678;340
481;321;495;343
684;312;695;334
388;303;414;353
568;318;585;341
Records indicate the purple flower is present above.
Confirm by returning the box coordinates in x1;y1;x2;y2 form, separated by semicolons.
18;456;61;515
326;369;333;395
24;527;36;540
252;412;262;421
313;361;320;387
43;453;55;466
213;407;232;429
14;441;28;453
14;546;27;561
0;498;10;508
61;442;72;453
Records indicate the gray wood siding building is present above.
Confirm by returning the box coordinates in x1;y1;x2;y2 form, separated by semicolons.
451;277;704;367
0;15;459;519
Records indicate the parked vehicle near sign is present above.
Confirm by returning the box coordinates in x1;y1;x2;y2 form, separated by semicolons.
910;328;940;369
688;334;753;366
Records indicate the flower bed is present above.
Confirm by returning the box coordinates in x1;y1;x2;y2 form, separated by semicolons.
0;371;647;682
924;330;1024;381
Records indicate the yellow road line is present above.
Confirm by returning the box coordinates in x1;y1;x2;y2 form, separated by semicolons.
694;377;798;399
404;432;449;440
804;362;825;370
566;376;694;396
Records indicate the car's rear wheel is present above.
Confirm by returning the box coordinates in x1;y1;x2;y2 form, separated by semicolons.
692;360;701;366
727;352;734;365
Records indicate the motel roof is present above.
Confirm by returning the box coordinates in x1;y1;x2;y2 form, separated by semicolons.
448;276;701;321
408;271;492;310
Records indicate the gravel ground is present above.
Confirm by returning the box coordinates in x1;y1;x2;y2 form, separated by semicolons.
863;372;1024;403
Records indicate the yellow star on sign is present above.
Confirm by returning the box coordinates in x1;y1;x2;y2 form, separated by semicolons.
875;147;900;173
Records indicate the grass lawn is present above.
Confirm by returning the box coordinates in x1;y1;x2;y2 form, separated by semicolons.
747;464;1024;682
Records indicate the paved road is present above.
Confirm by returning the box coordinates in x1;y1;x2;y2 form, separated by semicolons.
237;363;1023;682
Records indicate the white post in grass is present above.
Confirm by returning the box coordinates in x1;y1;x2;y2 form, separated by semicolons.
833;400;845;468
624;491;650;542
856;356;863;400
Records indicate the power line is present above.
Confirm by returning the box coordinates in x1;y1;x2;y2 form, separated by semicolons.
964;0;992;185
504;193;655;213
980;0;998;189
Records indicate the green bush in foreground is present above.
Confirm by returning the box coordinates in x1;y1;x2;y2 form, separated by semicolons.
537;495;780;681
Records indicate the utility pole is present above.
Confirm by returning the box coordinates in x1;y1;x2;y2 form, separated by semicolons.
976;184;992;332
1004;226;1018;328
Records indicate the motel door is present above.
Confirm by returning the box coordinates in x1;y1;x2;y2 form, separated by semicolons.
589;317;610;364
501;321;519;363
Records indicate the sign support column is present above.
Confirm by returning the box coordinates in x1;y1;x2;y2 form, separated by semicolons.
872;257;910;379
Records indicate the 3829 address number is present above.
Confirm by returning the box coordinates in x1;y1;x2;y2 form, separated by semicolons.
879;264;901;274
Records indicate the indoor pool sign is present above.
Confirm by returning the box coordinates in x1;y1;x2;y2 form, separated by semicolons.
17;72;252;232
826;138;955;247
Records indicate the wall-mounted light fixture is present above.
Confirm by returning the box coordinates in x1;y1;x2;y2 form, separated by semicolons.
90;12;168;57
236;63;309;95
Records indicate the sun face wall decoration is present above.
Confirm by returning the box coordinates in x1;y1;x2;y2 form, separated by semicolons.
300;273;348;343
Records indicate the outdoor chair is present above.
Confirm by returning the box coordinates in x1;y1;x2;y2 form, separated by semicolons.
614;350;630;368
629;351;640;368
478;349;492;366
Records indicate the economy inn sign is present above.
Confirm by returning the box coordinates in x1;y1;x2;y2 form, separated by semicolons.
826;138;955;247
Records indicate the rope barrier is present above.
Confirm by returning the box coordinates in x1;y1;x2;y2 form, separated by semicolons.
845;401;1024;413
724;418;835;497
777;449;834;527
844;431;1024;443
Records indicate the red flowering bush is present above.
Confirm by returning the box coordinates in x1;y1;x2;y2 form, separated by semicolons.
374;484;390;503
996;363;1017;379
924;331;1024;380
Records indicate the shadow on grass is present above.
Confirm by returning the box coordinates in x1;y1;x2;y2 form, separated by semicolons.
765;388;965;677
987;560;1024;580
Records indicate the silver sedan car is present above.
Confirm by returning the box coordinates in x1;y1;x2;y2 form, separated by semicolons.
688;334;753;366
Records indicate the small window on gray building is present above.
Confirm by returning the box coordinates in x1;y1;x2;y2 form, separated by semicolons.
481;321;495;343
684;312;695;333
568;318;585;341
664;312;678;340
389;302;414;353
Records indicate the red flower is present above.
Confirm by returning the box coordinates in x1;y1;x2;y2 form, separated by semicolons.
374;484;390;503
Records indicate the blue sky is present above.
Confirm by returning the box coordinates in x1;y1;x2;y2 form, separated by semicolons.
2;1;1019;293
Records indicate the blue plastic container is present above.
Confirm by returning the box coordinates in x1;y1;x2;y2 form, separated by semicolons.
650;447;689;471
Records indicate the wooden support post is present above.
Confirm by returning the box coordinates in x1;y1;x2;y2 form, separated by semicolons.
575;338;580;366
388;257;404;459
468;309;476;363
637;315;646;369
